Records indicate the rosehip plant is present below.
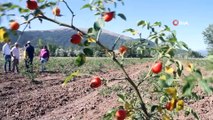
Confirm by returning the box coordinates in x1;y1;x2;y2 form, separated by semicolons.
0;0;212;120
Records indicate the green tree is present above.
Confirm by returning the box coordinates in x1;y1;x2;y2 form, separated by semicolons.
47;43;58;56
203;24;213;55
189;50;204;58
37;38;44;49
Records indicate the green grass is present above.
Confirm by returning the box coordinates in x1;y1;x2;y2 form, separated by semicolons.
0;56;211;76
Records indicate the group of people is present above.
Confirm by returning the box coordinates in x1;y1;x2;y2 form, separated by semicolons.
2;40;50;73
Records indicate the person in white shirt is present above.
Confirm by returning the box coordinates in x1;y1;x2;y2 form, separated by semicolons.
11;42;20;73
2;41;11;73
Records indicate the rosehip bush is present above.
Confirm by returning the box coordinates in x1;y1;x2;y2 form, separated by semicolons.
0;0;212;120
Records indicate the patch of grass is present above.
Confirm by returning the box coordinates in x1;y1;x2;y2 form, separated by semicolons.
99;85;123;97
0;57;211;80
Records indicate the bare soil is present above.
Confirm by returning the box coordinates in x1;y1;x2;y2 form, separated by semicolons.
0;63;212;120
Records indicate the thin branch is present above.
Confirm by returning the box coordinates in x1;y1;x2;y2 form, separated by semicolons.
137;71;151;87
37;15;85;35
109;77;126;81
137;54;162;87
96;29;102;42
62;0;75;26
112;52;150;118
20;16;37;26
16;23;29;42
95;29;113;52
139;33;142;41
112;36;121;50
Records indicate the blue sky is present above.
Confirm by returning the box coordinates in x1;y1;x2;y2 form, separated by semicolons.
1;0;213;51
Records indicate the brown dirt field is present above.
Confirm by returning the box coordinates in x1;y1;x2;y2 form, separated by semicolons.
0;63;212;120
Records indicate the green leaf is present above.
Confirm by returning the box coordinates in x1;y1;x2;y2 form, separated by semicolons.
81;4;92;10
149;34;158;40
137;20;146;27
63;70;79;85
194;69;202;79
166;77;175;86
18;8;30;13
159;36;165;42
199;80;212;95
147;22;150;30
94;19;104;31
160;96;167;104
94;12;101;16
155;38;158;45
151;105;159;112
185;109;190;116
182;75;196;96
182;82;192;96
21;14;30;21
178;41;189;50
2;3;13;7
191;109;200;120
191;92;202;100
185;108;200;120
9;5;19;10
39;2;57;9
87;27;94;34
164;25;171;31
123;28;138;35
151;28;155;33
75;53;86;67
175;60;183;76
117;93;125;103
37;0;45;2
94;21;101;31
102;108;116;120
153;21;161;27
158;79;169;88
83;48;93;56
83;40;90;46
117;13;126;21
167;33;177;45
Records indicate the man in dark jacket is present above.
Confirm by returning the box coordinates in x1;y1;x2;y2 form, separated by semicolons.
25;41;34;72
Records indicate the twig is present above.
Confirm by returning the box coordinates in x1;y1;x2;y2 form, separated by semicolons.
112;36;121;50
62;0;75;26
96;29;102;42
109;77;126;81
16;23;29;42
137;55;162;87
95;29;113;52
37;15;85;35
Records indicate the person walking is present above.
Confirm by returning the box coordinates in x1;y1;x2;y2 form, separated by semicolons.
25;41;34;72
10;42;20;73
39;45;49;72
2;41;11;73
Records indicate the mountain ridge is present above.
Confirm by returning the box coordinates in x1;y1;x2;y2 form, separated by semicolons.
3;27;134;49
